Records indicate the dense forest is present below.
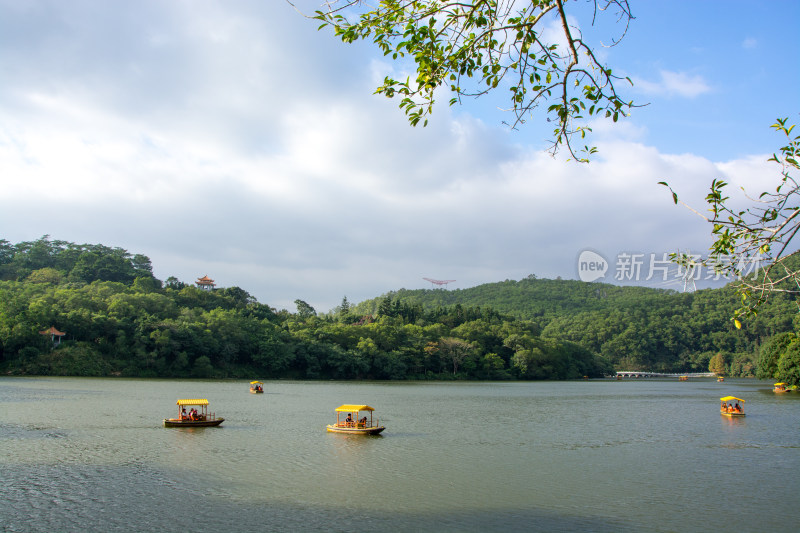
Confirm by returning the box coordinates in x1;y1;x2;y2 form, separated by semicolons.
1;236;798;384
353;272;799;379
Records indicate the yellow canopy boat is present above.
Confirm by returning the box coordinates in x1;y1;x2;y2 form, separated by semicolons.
164;399;224;427
250;381;264;393
327;404;385;435
720;396;745;417
773;382;790;393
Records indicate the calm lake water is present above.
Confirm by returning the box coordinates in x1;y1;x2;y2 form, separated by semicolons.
1;377;798;532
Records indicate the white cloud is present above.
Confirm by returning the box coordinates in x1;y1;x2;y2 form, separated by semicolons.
742;37;757;49
632;70;712;98
0;0;791;312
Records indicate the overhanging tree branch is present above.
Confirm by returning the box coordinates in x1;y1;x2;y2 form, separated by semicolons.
294;0;643;162
660;118;800;324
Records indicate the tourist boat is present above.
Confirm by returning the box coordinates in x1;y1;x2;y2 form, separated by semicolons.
163;399;224;427
679;376;688;381
773;382;790;393
720;396;745;417
250;381;264;393
717;376;725;382
326;404;385;435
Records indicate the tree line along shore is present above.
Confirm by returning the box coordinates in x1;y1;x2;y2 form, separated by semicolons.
1;237;798;384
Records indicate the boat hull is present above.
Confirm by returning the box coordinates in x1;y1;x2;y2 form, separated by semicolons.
720;411;745;417
326;424;385;435
163;418;224;427
250;389;263;394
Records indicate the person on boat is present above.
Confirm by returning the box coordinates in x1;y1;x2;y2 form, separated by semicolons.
360;416;367;427
345;413;353;427
190;408;198;420
734;402;741;413
182;407;188;420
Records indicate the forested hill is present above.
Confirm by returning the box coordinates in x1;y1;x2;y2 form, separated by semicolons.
1;236;798;383
353;276;689;319
351;274;798;375
0;237;613;380
351;275;797;340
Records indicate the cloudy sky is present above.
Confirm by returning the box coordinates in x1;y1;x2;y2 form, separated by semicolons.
2;1;798;313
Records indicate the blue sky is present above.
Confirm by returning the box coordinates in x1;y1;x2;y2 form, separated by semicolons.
1;1;798;312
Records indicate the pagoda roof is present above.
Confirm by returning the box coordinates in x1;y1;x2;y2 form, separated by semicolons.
196;275;215;282
39;326;66;336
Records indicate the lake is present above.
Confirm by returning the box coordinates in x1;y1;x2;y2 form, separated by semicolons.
1;377;798;532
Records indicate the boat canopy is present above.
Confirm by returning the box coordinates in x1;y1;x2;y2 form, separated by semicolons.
720;396;744;403
177;399;209;406
774;383;786;386
335;404;375;412
250;381;263;385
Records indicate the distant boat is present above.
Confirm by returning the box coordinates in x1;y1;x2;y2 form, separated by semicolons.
773;382;790;393
679;376;688;381
327;404;385;435
717;376;725;382
164;399;224;427
250;381;264;394
720;396;745;417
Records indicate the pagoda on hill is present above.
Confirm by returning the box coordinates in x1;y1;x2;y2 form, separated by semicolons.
39;326;66;347
196;275;216;291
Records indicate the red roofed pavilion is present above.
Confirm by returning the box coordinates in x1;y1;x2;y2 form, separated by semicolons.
196;275;216;290
39;326;66;346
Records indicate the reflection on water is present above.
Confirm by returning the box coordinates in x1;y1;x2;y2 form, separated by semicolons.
1;377;798;532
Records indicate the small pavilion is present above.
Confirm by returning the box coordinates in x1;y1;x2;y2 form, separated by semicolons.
39;326;66;346
196;275;216;291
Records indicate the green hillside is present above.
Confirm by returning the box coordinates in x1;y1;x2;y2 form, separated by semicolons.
353;276;687;319
352;273;798;375
2;236;798;383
